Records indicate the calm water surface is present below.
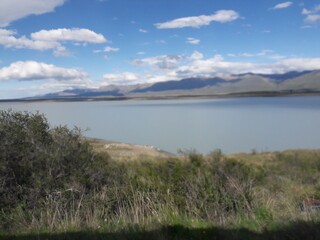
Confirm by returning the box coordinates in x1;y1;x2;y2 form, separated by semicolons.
1;96;320;154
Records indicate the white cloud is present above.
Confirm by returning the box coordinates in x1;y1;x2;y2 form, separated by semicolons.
139;29;148;33
241;53;254;57
241;50;273;57
257;50;273;56
107;51;320;85
31;28;107;43
270;58;320;72
174;56;320;78
186;37;200;45
302;5;320;15
302;5;320;23
305;14;320;23
155;10;239;29
0;28;107;56
104;46;119;52
101;52;320;86
267;55;286;60
0;29;60;50
0;61;89;81
232;50;285;59
271;2;293;9
132;55;185;70
189;51;204;60
94;46;119;53
0;0;66;27
103;72;140;85
53;46;72;57
137;52;146;55
302;8;313;15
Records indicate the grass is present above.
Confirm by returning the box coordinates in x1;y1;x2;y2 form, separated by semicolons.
2;149;320;239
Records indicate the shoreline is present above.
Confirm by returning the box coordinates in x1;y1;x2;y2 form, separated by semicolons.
1;90;320;103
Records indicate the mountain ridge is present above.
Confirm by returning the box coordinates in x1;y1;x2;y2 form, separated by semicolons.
37;70;320;99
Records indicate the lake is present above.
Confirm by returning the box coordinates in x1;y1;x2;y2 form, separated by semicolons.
1;96;320;154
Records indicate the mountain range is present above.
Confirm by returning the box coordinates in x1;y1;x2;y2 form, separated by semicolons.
38;70;320;99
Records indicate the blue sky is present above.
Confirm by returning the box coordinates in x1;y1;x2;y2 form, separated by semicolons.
0;0;320;99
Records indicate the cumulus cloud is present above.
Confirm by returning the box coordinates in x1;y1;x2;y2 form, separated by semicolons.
0;29;60;50
31;28;107;43
0;61;89;81
0;0;66;27
155;10;239;29
0;28;107;56
186;37;200;45
103;72;140;85
132;55;185;70
271;2;293;9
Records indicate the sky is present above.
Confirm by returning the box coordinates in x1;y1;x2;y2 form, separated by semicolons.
0;0;320;99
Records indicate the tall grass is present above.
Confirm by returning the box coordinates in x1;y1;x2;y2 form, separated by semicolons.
2;150;320;235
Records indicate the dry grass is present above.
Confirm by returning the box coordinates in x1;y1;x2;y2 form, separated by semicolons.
88;138;175;161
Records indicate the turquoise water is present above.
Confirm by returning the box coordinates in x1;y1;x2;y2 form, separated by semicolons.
1;96;320;154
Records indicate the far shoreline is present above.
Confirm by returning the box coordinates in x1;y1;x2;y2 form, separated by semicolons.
1;90;320;103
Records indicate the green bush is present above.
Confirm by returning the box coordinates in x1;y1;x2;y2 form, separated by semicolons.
0;110;105;211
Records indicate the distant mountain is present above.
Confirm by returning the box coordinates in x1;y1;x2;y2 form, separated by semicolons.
132;77;233;93
236;71;313;83
36;70;320;99
40;88;124;98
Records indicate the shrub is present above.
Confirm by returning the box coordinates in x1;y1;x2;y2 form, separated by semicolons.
0;110;104;211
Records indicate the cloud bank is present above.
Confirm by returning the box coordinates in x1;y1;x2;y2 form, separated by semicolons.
101;52;320;85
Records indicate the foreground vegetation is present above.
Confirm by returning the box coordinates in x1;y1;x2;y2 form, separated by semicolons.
1;110;320;239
